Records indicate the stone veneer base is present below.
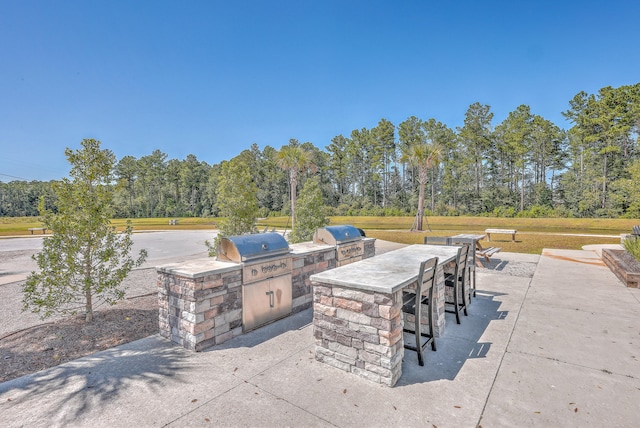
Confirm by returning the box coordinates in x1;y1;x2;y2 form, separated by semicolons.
313;285;404;387
157;239;375;351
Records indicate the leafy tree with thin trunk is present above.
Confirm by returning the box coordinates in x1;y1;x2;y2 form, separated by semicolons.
496;104;533;212
373;118;396;207
207;156;259;255
289;177;329;243
401;142;442;231
115;155;138;216
563;85;640;211
459;103;494;201
423;118;451;211
23;139;147;323
398;116;426;194
326;135;350;202
276;140;315;231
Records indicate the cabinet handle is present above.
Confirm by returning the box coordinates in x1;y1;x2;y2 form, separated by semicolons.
266;290;274;308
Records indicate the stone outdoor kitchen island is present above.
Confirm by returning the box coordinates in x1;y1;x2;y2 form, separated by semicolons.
156;238;375;351
310;245;459;387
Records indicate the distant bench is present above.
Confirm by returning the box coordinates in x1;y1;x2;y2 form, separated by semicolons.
485;228;517;242
169;219;179;225
28;227;47;235
477;246;501;261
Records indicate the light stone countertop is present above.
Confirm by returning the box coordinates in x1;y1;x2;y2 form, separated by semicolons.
451;233;486;241
310;244;460;294
288;242;334;254
156;258;240;278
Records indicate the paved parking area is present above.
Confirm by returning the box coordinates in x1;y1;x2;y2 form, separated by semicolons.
0;231;213;336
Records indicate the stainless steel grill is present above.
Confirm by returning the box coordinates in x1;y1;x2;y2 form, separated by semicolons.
313;225;366;266
313;225;362;245
217;233;291;262
217;233;292;332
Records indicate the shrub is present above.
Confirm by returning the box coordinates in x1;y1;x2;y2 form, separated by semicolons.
594;208;620;218
257;207;270;218
493;206;517;218
551;205;575;218
206;158;258;255
622;236;640;262
528;205;554;218
289;178;328;243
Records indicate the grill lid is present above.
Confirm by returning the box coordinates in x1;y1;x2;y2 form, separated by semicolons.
313;225;363;245
217;232;290;262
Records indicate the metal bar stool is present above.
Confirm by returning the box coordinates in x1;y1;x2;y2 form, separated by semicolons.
449;237;476;300
444;244;470;324
402;257;439;366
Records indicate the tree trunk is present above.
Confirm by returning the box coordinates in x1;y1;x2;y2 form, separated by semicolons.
474;154;480;197
290;170;297;231
430;168;435;212
85;287;93;323
148;185;153;217
521;166;525;212
84;245;93;323
602;152;607;209
417;181;425;231
416;166;428;231
520;165;524;211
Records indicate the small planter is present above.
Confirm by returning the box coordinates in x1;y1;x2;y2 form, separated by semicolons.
602;249;640;288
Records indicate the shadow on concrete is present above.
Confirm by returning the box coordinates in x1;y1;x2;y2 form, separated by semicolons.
203;309;313;352
478;258;538;278
397;290;509;385
0;336;188;424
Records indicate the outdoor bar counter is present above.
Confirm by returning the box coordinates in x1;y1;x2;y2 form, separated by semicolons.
310;244;460;386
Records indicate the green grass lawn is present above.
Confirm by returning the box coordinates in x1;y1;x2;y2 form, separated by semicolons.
257;215;633;254
363;229;621;255
0;216;218;236
2;215;635;255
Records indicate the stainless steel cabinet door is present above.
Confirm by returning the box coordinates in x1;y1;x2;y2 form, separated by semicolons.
242;274;292;332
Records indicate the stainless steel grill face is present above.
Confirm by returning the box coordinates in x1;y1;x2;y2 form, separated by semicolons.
336;241;365;262
216;233;292;332
314;225;365;266
242;256;292;284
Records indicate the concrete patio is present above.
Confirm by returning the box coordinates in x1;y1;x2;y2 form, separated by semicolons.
1;247;639;427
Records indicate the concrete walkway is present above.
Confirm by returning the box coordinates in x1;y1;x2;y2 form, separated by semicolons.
1;248;639;427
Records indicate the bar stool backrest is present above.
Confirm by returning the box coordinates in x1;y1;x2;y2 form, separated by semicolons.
450;237;475;265
416;257;438;299
454;243;470;280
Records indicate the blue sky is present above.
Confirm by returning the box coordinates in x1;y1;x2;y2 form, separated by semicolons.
1;0;638;182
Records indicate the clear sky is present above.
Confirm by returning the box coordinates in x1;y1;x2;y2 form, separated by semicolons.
1;0;638;182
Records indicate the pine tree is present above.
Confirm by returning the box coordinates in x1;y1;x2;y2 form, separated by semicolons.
23;139;147;322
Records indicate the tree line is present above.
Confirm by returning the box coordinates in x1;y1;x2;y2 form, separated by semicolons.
2;83;639;220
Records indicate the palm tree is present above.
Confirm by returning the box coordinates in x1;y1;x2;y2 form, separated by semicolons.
401;143;442;231
276;143;315;231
